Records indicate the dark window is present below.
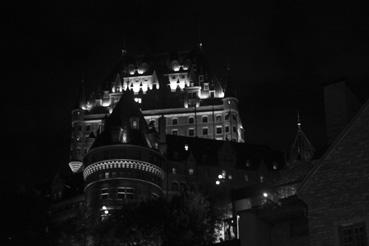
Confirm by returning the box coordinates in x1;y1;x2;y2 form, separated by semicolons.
189;117;194;124
290;218;309;237
216;126;222;134
86;125;91;131
232;114;237;121
225;113;230;120
202;128;208;136
172;129;178;135
339;222;367;246
216;115;222;122
180;183;187;192
172;118;178;125
225;126;230;133
233;126;237;133
202;116;208;123
188;128;195;136
171;182;179;191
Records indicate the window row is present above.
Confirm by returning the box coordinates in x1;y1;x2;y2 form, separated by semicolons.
147;113;238;127
171;126;237;136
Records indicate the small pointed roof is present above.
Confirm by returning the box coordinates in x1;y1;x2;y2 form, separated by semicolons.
75;76;86;109
289;112;315;163
224;65;237;98
91;90;155;149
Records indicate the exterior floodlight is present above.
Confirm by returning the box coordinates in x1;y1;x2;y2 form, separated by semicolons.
104;210;109;215
262;192;268;198
218;174;223;179
68;161;83;173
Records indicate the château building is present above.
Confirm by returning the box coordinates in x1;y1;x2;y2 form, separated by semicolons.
69;45;245;173
49;45;284;245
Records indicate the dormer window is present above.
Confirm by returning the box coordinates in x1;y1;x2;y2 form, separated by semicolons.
203;83;209;90
130;117;139;129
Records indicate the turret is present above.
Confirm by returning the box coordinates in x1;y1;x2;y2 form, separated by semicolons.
83;91;165;228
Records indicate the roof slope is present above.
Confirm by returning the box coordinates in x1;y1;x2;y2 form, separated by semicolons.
298;99;369;193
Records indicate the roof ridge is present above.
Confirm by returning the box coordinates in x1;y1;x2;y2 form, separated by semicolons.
298;98;369;193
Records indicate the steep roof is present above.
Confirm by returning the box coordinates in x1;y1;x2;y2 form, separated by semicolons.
289;113;315;163
91;90;155;149
298;99;369;193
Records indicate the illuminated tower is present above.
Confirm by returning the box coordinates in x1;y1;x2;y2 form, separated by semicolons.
82;91;165;223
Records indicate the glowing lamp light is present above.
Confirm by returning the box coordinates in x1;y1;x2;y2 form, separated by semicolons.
215;180;220;185
102;206;107;210
262;192;268;198
184;144;189;151
68;161;83;173
104;210;109;215
218;174;223;179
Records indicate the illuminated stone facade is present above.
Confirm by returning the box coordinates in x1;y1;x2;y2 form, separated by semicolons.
69;46;245;169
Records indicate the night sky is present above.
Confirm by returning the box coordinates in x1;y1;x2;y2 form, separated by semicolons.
4;0;369;187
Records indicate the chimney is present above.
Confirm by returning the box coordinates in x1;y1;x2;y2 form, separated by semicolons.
324;81;361;144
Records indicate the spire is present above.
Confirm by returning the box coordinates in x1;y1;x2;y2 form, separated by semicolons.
76;74;86;109
289;112;315;163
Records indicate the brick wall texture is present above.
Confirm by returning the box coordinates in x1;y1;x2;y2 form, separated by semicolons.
300;101;369;246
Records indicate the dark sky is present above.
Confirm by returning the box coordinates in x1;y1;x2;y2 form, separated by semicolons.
4;0;369;186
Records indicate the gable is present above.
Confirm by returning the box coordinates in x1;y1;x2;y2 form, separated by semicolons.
299;99;369;199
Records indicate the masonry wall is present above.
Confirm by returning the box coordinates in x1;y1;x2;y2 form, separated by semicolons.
300;101;369;246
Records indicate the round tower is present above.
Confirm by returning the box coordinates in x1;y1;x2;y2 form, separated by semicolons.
82;91;165;224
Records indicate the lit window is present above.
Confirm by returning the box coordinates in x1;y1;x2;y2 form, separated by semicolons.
202;116;208;123
134;97;142;104
172;168;176;174
216;126;223;134
184;144;189;151
228;175;232;180
202;128;208;136
188;168;194;175
244;174;249;182
130;117;139;129
172;118;178;125
339;222;367;246
260;176;264;183
188;128;195;136
245;160;251;167
189;117;194;124
172;129;178;135
204;83;209;90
